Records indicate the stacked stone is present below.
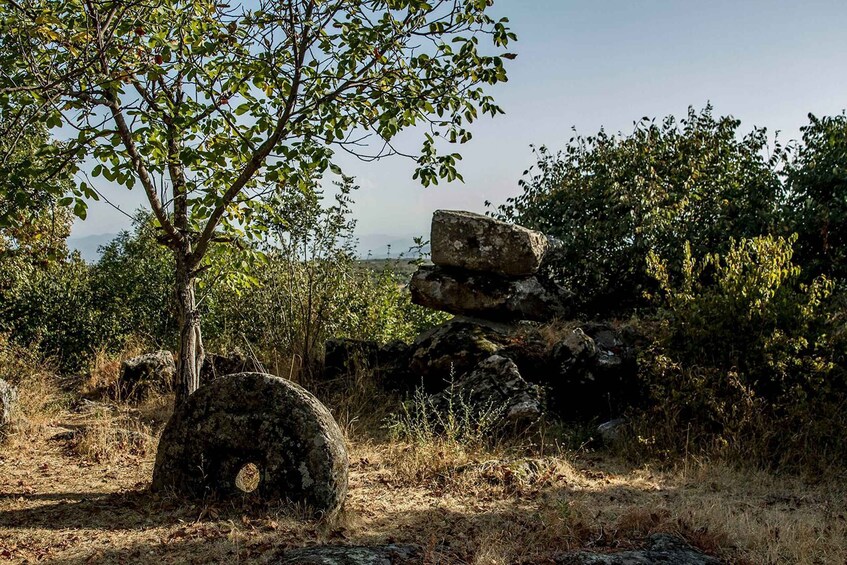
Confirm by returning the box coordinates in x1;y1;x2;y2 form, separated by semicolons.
324;210;640;433
410;210;570;321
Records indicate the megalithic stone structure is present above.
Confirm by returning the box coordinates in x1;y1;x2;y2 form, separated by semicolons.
410;210;571;322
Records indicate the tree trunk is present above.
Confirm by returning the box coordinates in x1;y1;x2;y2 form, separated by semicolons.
174;249;204;406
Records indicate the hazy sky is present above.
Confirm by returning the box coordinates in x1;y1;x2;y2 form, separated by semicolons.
71;0;847;242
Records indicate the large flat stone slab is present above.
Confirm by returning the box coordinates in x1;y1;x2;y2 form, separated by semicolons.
431;210;549;276
410;265;570;322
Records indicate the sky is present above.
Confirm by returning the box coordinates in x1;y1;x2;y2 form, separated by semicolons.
69;0;847;253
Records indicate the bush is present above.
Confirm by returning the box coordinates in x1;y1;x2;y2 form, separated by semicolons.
783;112;847;284
91;214;176;351
494;105;781;316
0;253;100;372
637;235;847;467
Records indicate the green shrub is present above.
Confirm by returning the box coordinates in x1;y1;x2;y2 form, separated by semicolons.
638;235;847;467
91;214;176;351
0;253;99;372
783;112;847;284
494;105;781;316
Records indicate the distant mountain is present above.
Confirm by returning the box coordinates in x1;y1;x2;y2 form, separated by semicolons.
67;233;117;263
354;234;429;259
67;232;427;262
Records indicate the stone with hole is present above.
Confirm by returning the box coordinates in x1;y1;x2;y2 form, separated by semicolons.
151;373;348;516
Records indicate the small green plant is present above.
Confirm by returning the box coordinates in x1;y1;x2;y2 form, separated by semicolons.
386;370;506;449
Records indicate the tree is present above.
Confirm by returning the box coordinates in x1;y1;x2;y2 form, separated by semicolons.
0;107;73;265
494;106;781;315
783;112;847;284
1;0;515;403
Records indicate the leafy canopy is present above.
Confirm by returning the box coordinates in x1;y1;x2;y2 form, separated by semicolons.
783;112;847;283
1;0;515;265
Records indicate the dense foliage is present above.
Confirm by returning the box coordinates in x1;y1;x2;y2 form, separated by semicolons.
641;235;846;466
495;106;783;315
496;106;847;466
783;112;847;284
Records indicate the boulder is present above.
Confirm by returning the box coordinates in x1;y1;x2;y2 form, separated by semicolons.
408;319;508;393
200;349;262;382
151;373;348;516
429;355;544;425
430;210;549;276
118;350;175;400
410;265;570;322
274;544;422;564
549;533;722;564
549;328;596;379
596;418;628;445
0;378;18;431
546;325;641;421
582;322;637;378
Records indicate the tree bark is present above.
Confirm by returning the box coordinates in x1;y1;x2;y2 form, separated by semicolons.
174;249;204;406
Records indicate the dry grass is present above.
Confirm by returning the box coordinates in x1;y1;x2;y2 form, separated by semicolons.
1;351;845;564
81;340;150;401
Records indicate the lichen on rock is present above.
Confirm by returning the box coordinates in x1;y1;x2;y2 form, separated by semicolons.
151;373;348;516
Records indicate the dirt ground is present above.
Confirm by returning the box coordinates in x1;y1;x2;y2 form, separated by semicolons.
1;405;846;565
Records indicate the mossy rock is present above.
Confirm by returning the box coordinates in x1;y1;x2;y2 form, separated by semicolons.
151;373;348;517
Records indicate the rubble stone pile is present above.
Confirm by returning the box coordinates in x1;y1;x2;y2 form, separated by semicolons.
324;210;643;435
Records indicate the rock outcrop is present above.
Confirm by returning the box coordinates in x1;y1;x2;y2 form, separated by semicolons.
118;350;175;400
548;533;723;564
336;317;640;426
274;543;422;564
152;373;348;516
325;210;643;434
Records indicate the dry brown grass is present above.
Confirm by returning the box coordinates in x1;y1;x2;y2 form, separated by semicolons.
81;340;150;401
0;336;68;444
1;351;845;564
0;411;845;564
